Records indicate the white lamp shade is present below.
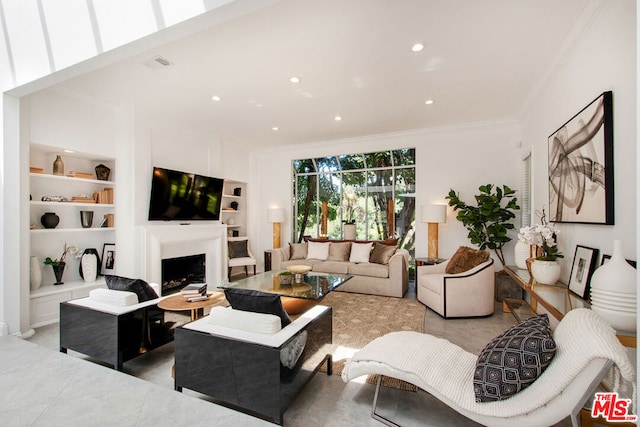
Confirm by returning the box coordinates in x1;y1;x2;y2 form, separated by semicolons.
267;208;285;223
421;204;447;223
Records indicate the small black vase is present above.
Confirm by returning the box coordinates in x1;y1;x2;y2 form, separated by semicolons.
79;248;101;279
95;164;111;181
41;212;60;229
52;262;66;285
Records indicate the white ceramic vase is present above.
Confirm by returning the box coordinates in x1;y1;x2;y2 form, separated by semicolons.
530;260;561;285
514;240;530;270
589;240;636;333
344;223;356;240
30;256;42;290
81;252;98;283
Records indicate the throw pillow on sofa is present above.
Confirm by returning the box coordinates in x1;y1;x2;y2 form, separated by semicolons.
350;242;373;263
224;288;291;327
307;241;330;260
445;246;490;274
370;242;397;265
289;242;308;260
105;275;158;303
473;314;556;402
328;241;352;261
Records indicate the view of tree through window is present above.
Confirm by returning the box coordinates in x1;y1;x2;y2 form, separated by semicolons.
292;149;416;255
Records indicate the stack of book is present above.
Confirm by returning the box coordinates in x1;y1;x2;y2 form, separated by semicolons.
71;196;97;203
93;188;114;204
67;171;94;179
180;283;208;302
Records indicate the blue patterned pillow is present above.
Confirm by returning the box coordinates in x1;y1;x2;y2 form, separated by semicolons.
473;314;556;402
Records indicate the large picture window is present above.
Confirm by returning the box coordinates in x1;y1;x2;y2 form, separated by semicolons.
292;149;415;254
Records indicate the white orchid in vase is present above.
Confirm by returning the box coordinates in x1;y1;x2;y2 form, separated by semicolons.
518;223;563;261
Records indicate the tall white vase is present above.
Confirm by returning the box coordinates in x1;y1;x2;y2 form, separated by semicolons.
30;256;42;290
590;240;637;333
81;252;98;283
514;241;530;270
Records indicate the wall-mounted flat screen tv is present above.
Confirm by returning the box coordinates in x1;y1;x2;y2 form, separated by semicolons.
148;166;224;221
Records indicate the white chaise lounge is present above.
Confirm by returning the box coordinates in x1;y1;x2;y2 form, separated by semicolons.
342;308;636;427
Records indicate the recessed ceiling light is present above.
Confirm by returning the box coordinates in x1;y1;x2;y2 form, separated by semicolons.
411;43;424;52
63;149;74;153
424;99;434;105
334;116;342;121
272;127;279;131
289;76;300;84
211;95;221;102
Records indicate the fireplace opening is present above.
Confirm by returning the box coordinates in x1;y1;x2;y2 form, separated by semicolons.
162;254;206;295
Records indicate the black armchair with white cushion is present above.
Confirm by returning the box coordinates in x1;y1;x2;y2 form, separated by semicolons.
174;305;332;425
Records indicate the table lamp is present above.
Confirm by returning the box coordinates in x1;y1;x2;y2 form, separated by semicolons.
421;204;446;259
267;208;285;249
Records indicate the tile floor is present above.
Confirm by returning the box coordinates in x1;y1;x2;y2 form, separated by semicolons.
21;282;574;426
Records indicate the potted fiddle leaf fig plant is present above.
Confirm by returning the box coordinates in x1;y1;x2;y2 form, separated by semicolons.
446;184;520;267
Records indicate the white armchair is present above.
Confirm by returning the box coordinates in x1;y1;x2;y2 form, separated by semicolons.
227;236;257;278
417;257;495;318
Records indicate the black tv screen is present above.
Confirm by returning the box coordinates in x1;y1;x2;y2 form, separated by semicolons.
148;167;224;221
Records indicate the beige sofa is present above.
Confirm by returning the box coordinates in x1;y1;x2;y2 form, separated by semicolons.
271;240;409;298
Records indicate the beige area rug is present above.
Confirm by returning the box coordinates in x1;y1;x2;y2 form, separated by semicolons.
317;292;426;391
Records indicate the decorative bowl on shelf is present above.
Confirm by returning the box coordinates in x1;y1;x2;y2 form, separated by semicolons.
287;265;312;274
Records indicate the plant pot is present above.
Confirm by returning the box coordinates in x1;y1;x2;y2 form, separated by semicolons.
52;262;66;285
343;223;356;240
530;260;561;285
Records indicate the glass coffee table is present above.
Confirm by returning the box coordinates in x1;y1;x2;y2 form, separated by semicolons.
219;270;352;314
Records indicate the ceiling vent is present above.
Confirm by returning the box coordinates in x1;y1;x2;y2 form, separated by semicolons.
144;55;174;69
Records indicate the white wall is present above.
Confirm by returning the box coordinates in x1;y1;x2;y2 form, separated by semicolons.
248;121;521;271
519;0;637;283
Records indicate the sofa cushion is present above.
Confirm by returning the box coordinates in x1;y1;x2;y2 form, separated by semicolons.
307;241;330;260
105;275;158;303
445;246;490;274
370;243;397;265
327;242;352;261
289;242;308;260
89;288;139;306
228;240;249;258
473;314;556;402
312;261;350;274
348;262;389;278
224;288;291;327
350;242;373;263
207;306;281;335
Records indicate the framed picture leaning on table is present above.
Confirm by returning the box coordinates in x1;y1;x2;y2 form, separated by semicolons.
101;243;116;275
568;245;599;299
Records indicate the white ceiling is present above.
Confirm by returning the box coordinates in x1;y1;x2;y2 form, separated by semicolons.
59;0;598;150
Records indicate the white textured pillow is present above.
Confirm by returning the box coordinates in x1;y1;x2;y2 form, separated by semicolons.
207;306;282;335
307;241;330;260
350;242;374;263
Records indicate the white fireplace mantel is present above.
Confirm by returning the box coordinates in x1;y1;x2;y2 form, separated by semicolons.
141;223;228;295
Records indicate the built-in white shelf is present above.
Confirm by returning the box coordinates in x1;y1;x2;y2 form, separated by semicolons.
30;173;116;186
30;277;107;299
30;227;115;233
30;201;115;208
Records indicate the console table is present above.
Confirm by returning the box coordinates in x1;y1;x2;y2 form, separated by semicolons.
503;266;636;347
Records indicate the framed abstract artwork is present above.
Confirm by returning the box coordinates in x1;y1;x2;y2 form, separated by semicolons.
548;91;614;224
601;254;636;268
568;245;599;299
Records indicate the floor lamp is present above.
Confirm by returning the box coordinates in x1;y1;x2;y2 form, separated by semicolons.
267;208;285;249
421;204;446;259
